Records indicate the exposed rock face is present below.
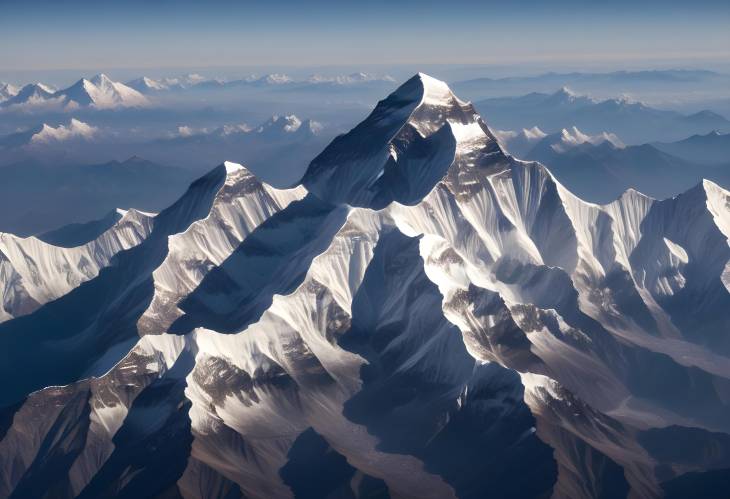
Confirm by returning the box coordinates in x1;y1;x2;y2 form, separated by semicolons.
1;74;729;499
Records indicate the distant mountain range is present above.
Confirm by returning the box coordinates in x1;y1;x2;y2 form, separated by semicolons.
495;125;623;157
476;87;730;144
0;156;194;236
0;74;147;111
0;118;98;148
125;73;212;92
0;113;332;186
653;130;730;165
497;125;730;202
146;114;330;185
452;69;730;104
125;71;396;93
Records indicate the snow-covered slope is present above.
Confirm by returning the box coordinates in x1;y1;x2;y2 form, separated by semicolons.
1;74;729;499
0;208;154;322
0;83;19;102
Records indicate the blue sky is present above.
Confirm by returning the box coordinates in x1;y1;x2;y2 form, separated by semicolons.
2;0;729;72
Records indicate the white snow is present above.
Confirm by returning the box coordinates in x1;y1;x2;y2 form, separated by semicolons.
223;160;244;174
523;126;548;141
80;73;148;108
3;73;730;499
29;118;98;143
0;83;19;101
418;72;467;107
0;208;154;323
551;126;624;152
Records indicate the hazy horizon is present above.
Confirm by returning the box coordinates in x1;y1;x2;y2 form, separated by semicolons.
2;0;728;80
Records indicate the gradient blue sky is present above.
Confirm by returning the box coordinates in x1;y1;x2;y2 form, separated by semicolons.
2;0;729;72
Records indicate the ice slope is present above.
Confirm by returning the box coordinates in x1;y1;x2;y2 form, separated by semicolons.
0;208;154;322
1;74;729;499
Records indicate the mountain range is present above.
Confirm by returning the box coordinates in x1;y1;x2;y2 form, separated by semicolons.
0;74;729;499
452;69;730;106
496;126;730;202
495;125;623;157
653;130;730;165
145;115;329;185
0;74;147;111
475;87;730;144
126;72;396;94
0;118;98;148
0;113;332;191
0;83;20;101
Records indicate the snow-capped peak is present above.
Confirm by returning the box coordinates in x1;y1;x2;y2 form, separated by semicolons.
4;83;54;102
223;160;245;174
3;73;730;499
417;72;467;107
558;85;577;97
127;73;212;93
59;74;148;109
34;82;56;94
257;114;303;133
132;76;168;91
306;72;396;84
545;86;596;106
257;73;293;85
303;73;493;206
523;126;547;140
492;126;547;157
0;82;56;108
88;73;114;87
552;86;580;101
551;126;624;152
0;82;20;102
29;118;98;144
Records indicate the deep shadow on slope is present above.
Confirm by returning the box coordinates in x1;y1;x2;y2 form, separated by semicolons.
338;229;558;499
0;167;225;406
280;427;391;499
171;193;347;334
76;349;195;499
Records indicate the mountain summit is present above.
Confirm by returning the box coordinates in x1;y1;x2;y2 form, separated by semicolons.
1;74;729;499
303;72;503;207
58;73;148;108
